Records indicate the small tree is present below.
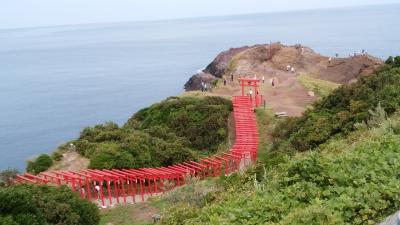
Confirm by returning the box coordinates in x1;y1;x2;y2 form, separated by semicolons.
385;56;394;65
394;56;400;67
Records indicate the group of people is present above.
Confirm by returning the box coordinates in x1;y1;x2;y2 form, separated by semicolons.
286;65;295;73
223;73;235;86
329;49;368;60
201;72;277;95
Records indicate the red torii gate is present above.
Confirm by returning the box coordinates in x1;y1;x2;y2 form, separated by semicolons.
13;96;259;208
239;77;263;107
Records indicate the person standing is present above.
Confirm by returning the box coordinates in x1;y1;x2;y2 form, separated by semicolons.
272;77;275;88
262;76;265;83
204;83;207;92
223;79;227;86
95;184;101;199
249;88;253;97
231;73;234;82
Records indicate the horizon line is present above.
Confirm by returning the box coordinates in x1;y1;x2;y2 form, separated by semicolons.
1;2;398;31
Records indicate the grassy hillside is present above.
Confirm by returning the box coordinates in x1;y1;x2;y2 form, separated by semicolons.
159;59;400;224
273;65;400;152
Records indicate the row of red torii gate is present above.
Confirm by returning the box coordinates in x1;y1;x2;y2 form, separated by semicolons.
14;80;260;208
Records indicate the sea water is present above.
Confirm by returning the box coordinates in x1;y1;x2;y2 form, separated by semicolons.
1;4;399;170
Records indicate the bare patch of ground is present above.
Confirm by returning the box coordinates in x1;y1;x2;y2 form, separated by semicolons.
49;151;89;172
99;202;159;225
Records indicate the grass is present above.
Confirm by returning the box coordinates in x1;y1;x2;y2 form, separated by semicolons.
254;107;293;172
298;73;340;98
99;202;159;225
228;54;241;72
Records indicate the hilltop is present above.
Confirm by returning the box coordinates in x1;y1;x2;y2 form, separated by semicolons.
185;43;383;116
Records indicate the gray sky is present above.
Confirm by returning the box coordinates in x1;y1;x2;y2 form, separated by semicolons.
1;0;399;29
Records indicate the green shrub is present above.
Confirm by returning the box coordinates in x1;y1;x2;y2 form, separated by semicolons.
26;154;53;174
385;56;400;67
161;203;200;225
0;216;19;225
89;143;135;169
71;96;231;169
128;96;232;152
0;184;99;225
51;150;63;161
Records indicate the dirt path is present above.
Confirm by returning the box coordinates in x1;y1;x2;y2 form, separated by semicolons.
49;151;89;172
211;70;316;117
263;70;317;116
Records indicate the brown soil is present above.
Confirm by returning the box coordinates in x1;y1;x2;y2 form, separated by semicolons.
127;203;158;224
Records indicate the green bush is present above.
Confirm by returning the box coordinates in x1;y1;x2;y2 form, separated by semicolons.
385;56;400;67
26;154;53;174
128;96;232;152
71;96;231;170
0;184;99;225
89;143;135;169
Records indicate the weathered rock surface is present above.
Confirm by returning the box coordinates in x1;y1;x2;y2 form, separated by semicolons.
184;72;217;91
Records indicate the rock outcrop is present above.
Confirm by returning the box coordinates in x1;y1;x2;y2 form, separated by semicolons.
184;43;383;91
184;43;383;116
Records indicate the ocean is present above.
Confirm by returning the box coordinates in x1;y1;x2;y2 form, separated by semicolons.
1;4;399;170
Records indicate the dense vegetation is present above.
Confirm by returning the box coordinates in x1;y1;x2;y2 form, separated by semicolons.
159;57;400;224
73;96;232;169
26;154;53;174
162;113;400;224
0;184;99;225
273;62;400;151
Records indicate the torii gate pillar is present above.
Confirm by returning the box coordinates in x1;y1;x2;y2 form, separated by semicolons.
239;77;262;107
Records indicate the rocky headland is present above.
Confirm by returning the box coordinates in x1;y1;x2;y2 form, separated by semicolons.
185;43;383;116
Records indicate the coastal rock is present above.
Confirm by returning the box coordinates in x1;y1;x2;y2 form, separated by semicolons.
203;45;254;78
187;42;383;86
184;72;217;91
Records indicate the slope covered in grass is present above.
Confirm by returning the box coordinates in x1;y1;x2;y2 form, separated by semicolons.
160;59;400;225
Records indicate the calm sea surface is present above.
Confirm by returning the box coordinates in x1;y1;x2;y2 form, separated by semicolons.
1;4;400;170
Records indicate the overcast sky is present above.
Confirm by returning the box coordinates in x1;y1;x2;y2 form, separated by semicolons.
1;0;399;29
